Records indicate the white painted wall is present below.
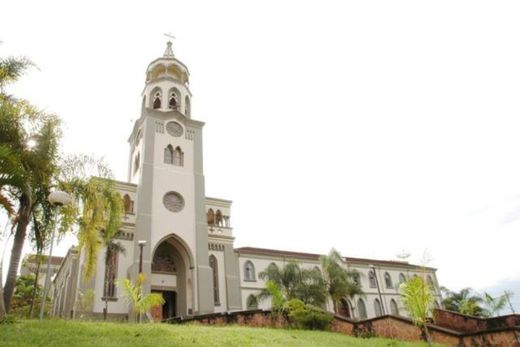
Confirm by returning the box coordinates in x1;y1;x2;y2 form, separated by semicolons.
237;254;442;319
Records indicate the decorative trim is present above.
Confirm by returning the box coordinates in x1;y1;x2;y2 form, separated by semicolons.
155;121;165;133
185;129;195;141
114;230;134;241
208;243;225;251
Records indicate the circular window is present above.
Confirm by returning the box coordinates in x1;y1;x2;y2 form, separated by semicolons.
166;121;184;137
163;191;185;212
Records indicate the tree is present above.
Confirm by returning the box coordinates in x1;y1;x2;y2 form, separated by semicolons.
298;267;327;307
0;54;30;317
1;99;61;313
117;273;164;323
22;253;47;318
0;56;32;93
0;146;25;216
12;274;41;308
264;280;286;317
58;156;123;281
482;292;511;317
400;276;434;347
441;287;486;317
258;261;327;307
27;194;56;318
320;249;363;314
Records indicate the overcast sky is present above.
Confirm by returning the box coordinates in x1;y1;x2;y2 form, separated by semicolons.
1;1;519;310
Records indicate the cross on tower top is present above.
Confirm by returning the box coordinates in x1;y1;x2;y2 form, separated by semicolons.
164;32;176;42
163;33;175;58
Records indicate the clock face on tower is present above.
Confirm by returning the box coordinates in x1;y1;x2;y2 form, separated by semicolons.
166;121;184;137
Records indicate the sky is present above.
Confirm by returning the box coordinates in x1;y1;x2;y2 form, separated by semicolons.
1;1;519;311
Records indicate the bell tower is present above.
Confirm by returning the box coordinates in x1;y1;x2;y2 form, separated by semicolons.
127;39;213;315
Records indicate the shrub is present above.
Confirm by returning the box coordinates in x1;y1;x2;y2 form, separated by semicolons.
0;314;17;324
285;299;333;330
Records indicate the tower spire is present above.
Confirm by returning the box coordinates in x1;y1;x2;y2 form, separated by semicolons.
163;32;175;58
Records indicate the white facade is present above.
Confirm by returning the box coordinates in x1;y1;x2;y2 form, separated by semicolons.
234;248;442;320
53;42;442;321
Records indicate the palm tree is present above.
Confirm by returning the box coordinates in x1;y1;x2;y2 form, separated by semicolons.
320;249;363;314
482;292;510;317
259;262;301;300
441;287;486;316
298;267;327;307
1;99;61;312
28;192;56;318
258;261;327;307
0;55;32;93
58;155;123;281
0;146;25;216
75;178;123;280
0;52;62;313
400;276;434;347
118;273;164;323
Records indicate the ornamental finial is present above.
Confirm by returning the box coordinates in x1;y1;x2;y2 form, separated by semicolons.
163;32;175;58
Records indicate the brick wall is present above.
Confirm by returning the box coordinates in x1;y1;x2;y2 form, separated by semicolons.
462;329;520;347
434;309;520;333
166;310;520;346
329;316;355;335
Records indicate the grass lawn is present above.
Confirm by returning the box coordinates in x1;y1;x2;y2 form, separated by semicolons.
0;319;444;347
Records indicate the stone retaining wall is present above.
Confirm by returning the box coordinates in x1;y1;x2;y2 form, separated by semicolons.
434;309;520;333
166;309;520;346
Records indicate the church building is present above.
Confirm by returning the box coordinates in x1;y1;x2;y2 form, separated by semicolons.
52;41;442;321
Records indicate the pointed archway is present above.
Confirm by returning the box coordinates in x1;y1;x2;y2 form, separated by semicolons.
150;234;193;319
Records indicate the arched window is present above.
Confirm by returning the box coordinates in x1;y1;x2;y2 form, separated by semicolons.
399;273;407;284
173;146;184;166
209;255;219;305
185;96;191;117
134;153;140;173
353;272;361;287
244;261;256;281
153;91;162;109
427;275;434;289
368;270;377;288
103;249;118;298
246;294;258;309
374;298;382;317
207;209;215;225
215;210;223;226
164;145;174;164
384;272;393;289
339;298;351;318
390;299;399;315
152;242;176;273
123;194;134;214
357;298;367;319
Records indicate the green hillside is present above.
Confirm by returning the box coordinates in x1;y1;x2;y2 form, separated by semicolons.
0;320;446;347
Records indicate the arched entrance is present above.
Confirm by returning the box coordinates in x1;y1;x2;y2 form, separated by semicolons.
150;235;193;320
